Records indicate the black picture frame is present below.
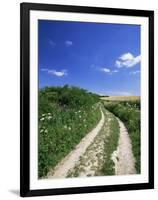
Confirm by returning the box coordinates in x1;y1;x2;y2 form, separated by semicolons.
20;2;154;197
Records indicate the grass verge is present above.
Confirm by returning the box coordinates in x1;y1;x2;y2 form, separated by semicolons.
101;109;119;175
104;101;141;173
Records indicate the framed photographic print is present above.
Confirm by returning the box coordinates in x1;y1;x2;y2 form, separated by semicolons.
20;2;154;197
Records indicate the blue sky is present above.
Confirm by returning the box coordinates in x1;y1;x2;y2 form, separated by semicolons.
38;20;140;96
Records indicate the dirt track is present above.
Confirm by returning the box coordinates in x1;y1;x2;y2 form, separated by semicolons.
47;108;105;178
111;118;136;175
47;108;136;178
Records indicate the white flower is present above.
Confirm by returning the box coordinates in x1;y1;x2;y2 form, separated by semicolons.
79;115;81;118
44;129;48;133
64;125;67;129
68;127;71;130
78;110;81;113
47;116;52;120
48;113;51;115
40;129;44;133
40;117;45;121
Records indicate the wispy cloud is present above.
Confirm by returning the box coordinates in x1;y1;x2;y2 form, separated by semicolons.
41;68;68;77
130;70;140;75
90;63;119;75
112;70;119;73
100;67;110;73
48;39;56;46
115;53;141;68
65;40;73;47
99;67;118;75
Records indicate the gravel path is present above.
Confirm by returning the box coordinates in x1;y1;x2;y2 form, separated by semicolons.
67;109;111;177
47;108;105;178
111;118;136;175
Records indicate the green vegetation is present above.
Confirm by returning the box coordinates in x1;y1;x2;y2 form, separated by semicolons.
104;100;141;173
38;85;101;178
101;110;119;175
38;85;141;178
66;107;120;177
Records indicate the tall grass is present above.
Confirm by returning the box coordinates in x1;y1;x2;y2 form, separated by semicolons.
38;85;101;177
104;101;141;173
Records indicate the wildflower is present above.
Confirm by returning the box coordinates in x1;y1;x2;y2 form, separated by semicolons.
79;115;81;118
47;116;52;120
64;125;67;129
68;127;71;130
42;114;46;117
44;129;48;133
40;117;45;121
48;113;51;115
40;129;44;133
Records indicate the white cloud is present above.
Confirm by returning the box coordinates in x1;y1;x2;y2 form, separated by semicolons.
100;67;110;73
115;60;122;68
130;70;140;75
65;40;73;47
41;68;68;77
115;53;141;68
99;67;119;74
49;70;67;77
120;53;134;61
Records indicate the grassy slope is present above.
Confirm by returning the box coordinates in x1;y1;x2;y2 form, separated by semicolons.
38;86;101;177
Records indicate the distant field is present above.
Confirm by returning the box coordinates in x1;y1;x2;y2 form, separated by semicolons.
100;96;140;101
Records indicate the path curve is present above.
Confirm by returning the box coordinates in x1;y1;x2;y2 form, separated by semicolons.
47;108;105;178
111;117;136;175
